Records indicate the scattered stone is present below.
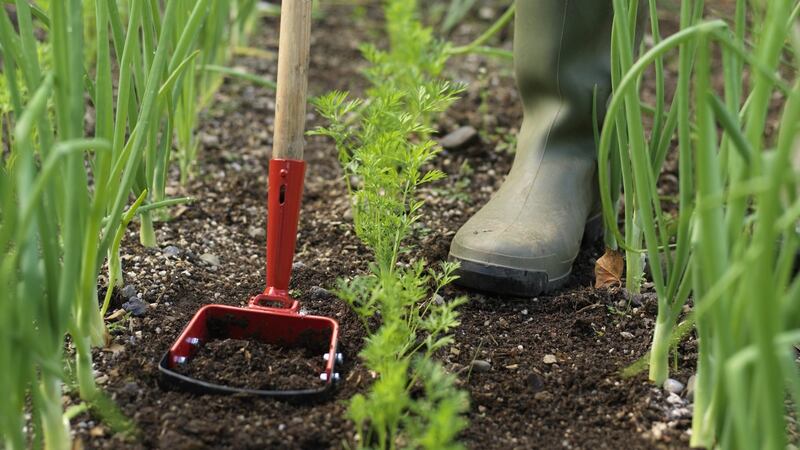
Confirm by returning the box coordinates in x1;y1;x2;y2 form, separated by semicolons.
534;390;553;401
120;285;137;299
122;298;149;316
200;253;220;267
162;245;181;258
433;293;444;305
121;382;140;396
438;126;478;149
89;426;106;437
308;286;330;298
292;261;306;271
478;405;487;413
666;392;684;405
449;346;461;356
343;208;353;220
520;309;528;315
543;354;557;364
620;331;635;339
526;372;545;392
668;407;691;420
650;422;668;440
200;132;219;146
471;359;491;373
478;6;496;20
248;226;266;239
685;374;696;401
663;378;685;394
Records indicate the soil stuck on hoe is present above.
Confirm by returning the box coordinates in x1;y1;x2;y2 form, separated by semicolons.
158;0;342;400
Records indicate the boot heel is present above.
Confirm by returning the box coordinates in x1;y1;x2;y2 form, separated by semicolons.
582;213;604;247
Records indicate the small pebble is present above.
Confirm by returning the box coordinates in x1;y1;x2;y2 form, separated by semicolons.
666;392;684;405
685;374;696;401
121;382;140;396
663;378;685;394
620;331;635;339
433;293;444;305
292;261;306;271
438;126;478;149
479;6;496;19
668;407;691;420
543;354;557;364
162;245;181;257
308;286;330;298
120;285;137;299
651;422;668;440
471;359;491;373
526;373;545;392
200;132;219;146
248;227;266;239
200;253;220;266
534;390;553;401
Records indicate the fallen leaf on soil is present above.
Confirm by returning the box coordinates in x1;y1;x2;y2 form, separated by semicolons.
595;248;624;288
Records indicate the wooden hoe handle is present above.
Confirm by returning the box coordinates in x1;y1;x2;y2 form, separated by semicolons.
272;0;313;160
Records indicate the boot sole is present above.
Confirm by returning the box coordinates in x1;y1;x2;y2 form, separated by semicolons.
449;214;604;297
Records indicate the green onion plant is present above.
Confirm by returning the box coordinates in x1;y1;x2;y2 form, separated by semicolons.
0;1;257;448
602;0;800;447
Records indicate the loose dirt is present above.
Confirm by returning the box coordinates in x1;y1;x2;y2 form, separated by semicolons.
175;338;326;392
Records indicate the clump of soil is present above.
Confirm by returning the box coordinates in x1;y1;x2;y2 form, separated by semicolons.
176;338;325;391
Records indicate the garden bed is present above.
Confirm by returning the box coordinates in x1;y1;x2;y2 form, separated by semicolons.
72;2;697;449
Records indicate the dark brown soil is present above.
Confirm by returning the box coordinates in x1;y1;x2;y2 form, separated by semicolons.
69;2;701;449
175;338;326;391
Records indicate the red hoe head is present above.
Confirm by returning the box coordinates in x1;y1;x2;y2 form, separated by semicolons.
158;160;342;399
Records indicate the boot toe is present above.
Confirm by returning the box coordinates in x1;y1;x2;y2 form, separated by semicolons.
448;212;581;297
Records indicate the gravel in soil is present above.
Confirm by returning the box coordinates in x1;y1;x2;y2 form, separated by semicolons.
70;2;700;449
174;338;327;391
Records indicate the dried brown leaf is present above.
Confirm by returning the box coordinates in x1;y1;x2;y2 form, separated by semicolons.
595;248;624;288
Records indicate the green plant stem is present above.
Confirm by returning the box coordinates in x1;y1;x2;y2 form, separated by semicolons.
138;211;157;247
39;374;70;450
446;2;514;57
202;64;277;89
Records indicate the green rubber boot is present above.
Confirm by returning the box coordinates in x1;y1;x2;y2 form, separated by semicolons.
449;0;614;297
